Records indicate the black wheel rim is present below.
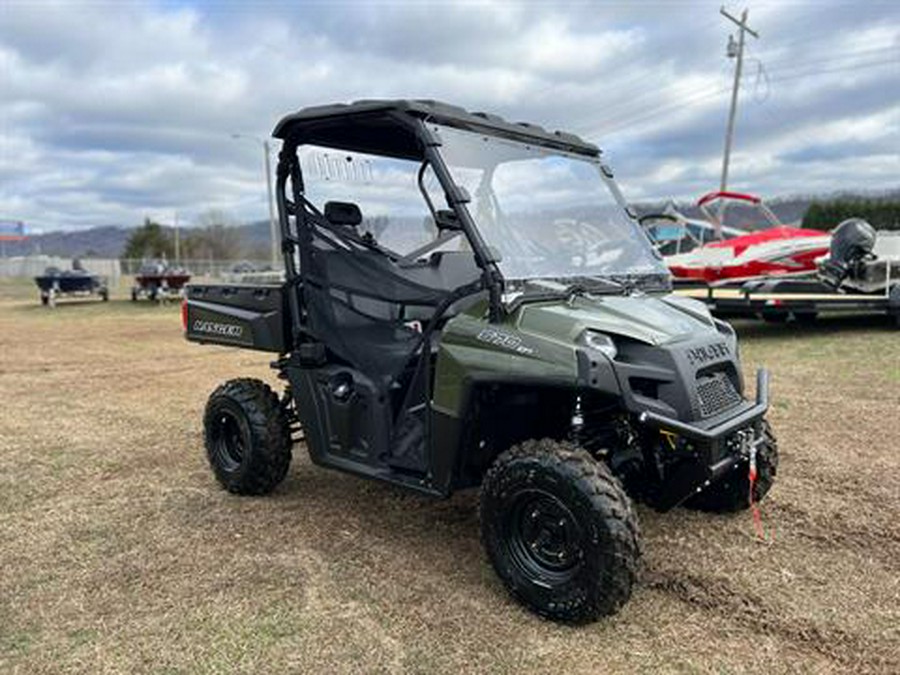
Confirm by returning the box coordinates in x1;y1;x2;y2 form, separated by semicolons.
211;409;247;472
502;489;584;583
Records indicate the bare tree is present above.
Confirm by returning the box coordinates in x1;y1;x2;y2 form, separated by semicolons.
183;209;244;260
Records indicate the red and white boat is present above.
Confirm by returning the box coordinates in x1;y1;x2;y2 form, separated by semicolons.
652;191;831;284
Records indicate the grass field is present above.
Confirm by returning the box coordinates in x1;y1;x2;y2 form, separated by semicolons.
1;277;898;674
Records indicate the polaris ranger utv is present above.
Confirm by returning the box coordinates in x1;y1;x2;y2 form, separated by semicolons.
185;100;777;623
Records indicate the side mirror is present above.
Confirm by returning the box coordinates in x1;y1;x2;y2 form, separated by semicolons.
435;209;464;232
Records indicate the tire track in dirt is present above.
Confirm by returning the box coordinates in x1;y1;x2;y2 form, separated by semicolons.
644;566;897;674
769;499;900;572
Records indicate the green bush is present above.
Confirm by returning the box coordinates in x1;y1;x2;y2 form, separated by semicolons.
121;218;174;260
803;199;900;231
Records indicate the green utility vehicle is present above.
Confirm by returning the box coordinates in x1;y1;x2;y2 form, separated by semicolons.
184;100;778;623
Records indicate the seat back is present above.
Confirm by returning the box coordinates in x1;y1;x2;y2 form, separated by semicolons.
324;201;362;227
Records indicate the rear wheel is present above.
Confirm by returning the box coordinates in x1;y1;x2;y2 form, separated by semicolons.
204;378;292;495
480;439;641;623
685;420;778;513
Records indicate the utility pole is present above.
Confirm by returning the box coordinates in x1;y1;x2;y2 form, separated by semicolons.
173;211;180;265
719;6;758;194
231;133;280;270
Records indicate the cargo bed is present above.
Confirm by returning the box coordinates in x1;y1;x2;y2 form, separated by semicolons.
184;284;290;353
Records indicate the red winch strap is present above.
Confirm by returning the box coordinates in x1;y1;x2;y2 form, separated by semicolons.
748;452;766;541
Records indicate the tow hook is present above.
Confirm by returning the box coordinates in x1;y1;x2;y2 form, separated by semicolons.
736;426;764;461
747;436;758;483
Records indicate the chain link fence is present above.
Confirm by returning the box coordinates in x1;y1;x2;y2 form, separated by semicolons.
119;258;280;279
1;257;284;283
0;256;121;280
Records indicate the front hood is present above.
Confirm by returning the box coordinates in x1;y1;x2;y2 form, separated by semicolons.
514;293;718;346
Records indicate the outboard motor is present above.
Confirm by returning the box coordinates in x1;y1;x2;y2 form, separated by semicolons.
820;218;876;287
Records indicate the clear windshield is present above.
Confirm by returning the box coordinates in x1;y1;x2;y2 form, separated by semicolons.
433;124;668;284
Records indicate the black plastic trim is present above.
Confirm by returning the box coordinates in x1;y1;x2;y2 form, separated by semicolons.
638;368;769;441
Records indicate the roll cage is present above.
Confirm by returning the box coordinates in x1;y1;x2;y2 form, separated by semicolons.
272;99;603;341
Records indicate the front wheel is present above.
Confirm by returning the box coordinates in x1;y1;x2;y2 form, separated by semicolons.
685;420;779;513
480;439;641;624
204;378;292;495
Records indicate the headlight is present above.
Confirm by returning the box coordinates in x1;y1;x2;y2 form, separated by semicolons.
714;319;740;361
582;330;617;360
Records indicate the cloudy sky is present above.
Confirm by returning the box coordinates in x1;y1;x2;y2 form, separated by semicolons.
1;0;898;232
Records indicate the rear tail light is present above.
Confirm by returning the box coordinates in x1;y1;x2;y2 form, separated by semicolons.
181;299;188;331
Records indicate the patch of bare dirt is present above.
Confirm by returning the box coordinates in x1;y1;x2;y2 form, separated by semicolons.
1;298;898;673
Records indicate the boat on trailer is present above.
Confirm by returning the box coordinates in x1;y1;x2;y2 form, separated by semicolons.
644;191;831;285
34;260;109;307
677;219;900;325
132;260;191;301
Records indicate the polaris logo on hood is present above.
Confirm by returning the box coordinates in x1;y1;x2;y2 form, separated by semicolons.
192;319;244;339
686;341;730;366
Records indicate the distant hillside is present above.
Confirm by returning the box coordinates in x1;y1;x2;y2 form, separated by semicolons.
5;187;899;258
3;225;132;258
3;220;272;259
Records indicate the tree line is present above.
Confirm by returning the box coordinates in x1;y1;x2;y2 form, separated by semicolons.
121;211;261;261
122;197;899;262
802;198;900;231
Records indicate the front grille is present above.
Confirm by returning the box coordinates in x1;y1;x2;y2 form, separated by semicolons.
696;371;742;418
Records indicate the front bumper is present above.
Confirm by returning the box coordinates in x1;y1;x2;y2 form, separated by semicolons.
636;368;770;510
639;368;769;443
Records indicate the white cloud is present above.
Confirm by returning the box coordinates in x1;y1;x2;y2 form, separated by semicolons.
0;0;897;232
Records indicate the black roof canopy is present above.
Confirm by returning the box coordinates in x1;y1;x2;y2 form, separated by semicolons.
272;99;600;161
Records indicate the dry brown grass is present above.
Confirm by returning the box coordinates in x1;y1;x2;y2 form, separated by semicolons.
1;277;898;674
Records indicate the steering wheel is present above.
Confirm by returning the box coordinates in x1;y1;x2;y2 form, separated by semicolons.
556;220;611;269
637;213;678;226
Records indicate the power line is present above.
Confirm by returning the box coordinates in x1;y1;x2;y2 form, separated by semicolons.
747;27;884;58
595;56;897;137
528;14;728;117
752;29;897;58
590;76;729;130
577;11;897;140
589;46;896;134
597;84;731;136
752;57;899;84
753;47;899;75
